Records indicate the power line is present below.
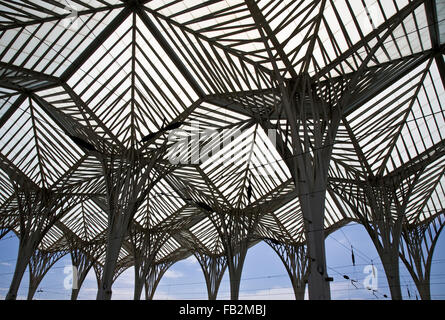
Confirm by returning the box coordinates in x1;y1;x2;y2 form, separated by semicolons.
329;234;374;264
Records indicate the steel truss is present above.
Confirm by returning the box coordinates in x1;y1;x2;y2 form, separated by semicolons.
0;0;444;300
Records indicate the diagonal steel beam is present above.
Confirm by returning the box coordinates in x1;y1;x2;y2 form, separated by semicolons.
31;92;118;155
343;49;437;115
316;0;428;79
135;6;206;99
0;93;26;129
144;6;276;81
384;139;445;186
60;6;132;82
0;3;126;32
61;83;125;149
0;153;39;190
299;0;327;75
245;0;299;79
425;0;445;86
0;62;61;84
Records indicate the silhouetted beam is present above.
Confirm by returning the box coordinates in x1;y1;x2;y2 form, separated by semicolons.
425;0;445;86
67;135;98;153
60;6;132;82
0;94;26;129
316;0;428;78
0;3;126;32
136;6;206;98
383;139;445;185
343;50;436;115
245;0;299;79
0;153;39;190
141;121;185;143
195;201;214;213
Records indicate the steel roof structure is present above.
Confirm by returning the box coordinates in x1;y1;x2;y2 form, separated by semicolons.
0;0;444;300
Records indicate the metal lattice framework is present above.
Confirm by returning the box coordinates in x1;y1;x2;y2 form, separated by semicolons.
0;0;444;300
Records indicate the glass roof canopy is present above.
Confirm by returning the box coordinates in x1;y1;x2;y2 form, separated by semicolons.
0;0;444;271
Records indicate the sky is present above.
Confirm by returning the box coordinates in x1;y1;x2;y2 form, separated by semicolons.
0;222;444;300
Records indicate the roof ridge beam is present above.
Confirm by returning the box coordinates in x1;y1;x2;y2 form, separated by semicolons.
245;0;299;79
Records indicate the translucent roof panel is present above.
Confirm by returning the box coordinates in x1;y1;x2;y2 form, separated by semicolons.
147;0;288;73
67;13;199;147
0;90;21;119
345;59;432;175
143;5;274;94
386;58;445;173
39;224;65;250
314;0;434;78
60;199;108;242
0;97;84;188
0;0;122;26
404;156;445;224
0;167;14;205
258;196;303;243
201;123;291;209
0;0;443;266
156;236;182;261
0;4;122;77
134;177;187;229
188;216;224;254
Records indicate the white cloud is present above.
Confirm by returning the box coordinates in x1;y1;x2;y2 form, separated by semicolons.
164;270;183;279
239;287;295;300
329;280;379;300
109;287;134;300
152;290;180;300
229;281;380;300
114;267;135;285
0;262;12;267
182;256;198;265
0;293;28;300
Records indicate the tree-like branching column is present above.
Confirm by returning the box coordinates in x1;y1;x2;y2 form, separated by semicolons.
264;239;309;300
194;251;227;300
112;256;133;285
0;198;16;240
128;223;170;300
364;183;405;300
6;184;78;300
68;240;104;300
93;255;132;294
27;249;68;300
0;228;9;240
35;94;172;300
144;261;173;300
93;263;103;293
330;139;445;300
207;209;260;300
271;76;341;300
331;178;408;300
96;149;164;300
244;0;342;300
400;214;445;300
